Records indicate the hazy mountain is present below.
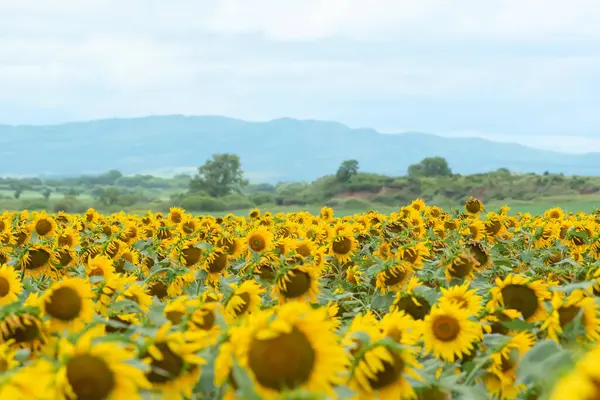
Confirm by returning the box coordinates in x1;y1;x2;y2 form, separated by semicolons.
2;115;600;183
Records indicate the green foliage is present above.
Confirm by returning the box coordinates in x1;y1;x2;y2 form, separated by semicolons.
189;153;248;197
179;195;227;212
250;191;276;206
336;159;359;182
408;156;453;178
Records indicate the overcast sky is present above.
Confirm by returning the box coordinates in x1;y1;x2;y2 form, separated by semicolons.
2;0;600;152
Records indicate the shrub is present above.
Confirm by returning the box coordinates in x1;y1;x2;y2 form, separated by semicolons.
179;195;227;212
222;195;255;210
250;191;276;206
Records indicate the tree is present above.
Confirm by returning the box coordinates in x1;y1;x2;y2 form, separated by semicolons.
336;159;359;182
189;154;248;197
407;157;452;178
41;187;52;201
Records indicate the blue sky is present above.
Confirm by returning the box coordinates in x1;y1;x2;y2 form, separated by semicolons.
1;0;600;152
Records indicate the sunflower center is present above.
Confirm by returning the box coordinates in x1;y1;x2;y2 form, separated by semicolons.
558;306;585;328
207;252;228;273
26;248;51;269
432;315;460;342
249;235;266;252
394;296;431;320
192;309;215;331
35;219;53;236
58;234;73;247
182;246;202;267
383;268;407;286
367;349;405;390
500;284;539;320
386;327;403;343
171;213;182;224
45;286;82;321
218;238;237;255
166;310;185;325
248;326;315;391
332;237;352;255
66;354;115;400
280;270;311;298
487;312;511;335
450;255;475;278
0;276;10;297
148;281;168;299
1;315;43;345
296;244;311;257
485;219;502;236
466;200;482;214
500;348;520;373
234;292;251;317
256;261;276;281
145;342;184;383
57;249;73;266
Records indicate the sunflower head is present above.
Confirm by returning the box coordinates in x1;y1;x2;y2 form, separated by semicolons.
230;302;347;398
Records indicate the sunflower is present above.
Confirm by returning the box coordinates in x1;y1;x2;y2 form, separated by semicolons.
485;332;535;393
167;207;186;225
541;290;600;342
438;282;483;315
30;212;57;238
188;302;224;346
390;277;433;321
489;274;553;323
215;234;245;259
0;313;47;351
465;219;485;241
175;241;203;268
350;343;421;400
329;231;358;263
141;323;206;399
18;244;58;278
56;227;80;250
379;311;422;346
53;326;150;400
544;207;565;221
549;345;600;400
464;197;484;214
164;296;197;325
86;254;116;283
274;264;320;304
0;265;22;306
249;208;261;220
0;358;55;399
230;302;347;399
375;263;413;294
423;301;483;362
445;251;480;281
320;206;334;222
246;226;274;255
40;277;95;332
225;280;265;320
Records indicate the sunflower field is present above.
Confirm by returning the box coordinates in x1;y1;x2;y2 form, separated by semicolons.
2;199;600;399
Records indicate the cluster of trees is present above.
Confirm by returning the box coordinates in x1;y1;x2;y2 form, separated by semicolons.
2;151;599;213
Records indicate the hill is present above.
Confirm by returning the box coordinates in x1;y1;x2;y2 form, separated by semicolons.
3;115;600;182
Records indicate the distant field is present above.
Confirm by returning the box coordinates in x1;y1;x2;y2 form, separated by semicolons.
201;196;600;217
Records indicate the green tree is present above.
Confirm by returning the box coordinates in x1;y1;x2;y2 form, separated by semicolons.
336;159;359;182
407;157;452;178
41;187;52;200
189;153;248;197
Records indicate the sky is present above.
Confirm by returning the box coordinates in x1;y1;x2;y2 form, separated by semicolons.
1;0;600;152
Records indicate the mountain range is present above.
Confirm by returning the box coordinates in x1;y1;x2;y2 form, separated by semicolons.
2;115;600;183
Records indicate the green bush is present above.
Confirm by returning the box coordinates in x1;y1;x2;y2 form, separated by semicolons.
179;195;227;212
250;191;276;206
222;195;255;210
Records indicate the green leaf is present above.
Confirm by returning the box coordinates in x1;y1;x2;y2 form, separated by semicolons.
371;292;394;309
231;360;262;400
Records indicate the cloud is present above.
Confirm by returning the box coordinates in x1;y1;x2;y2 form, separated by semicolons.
0;0;599;146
